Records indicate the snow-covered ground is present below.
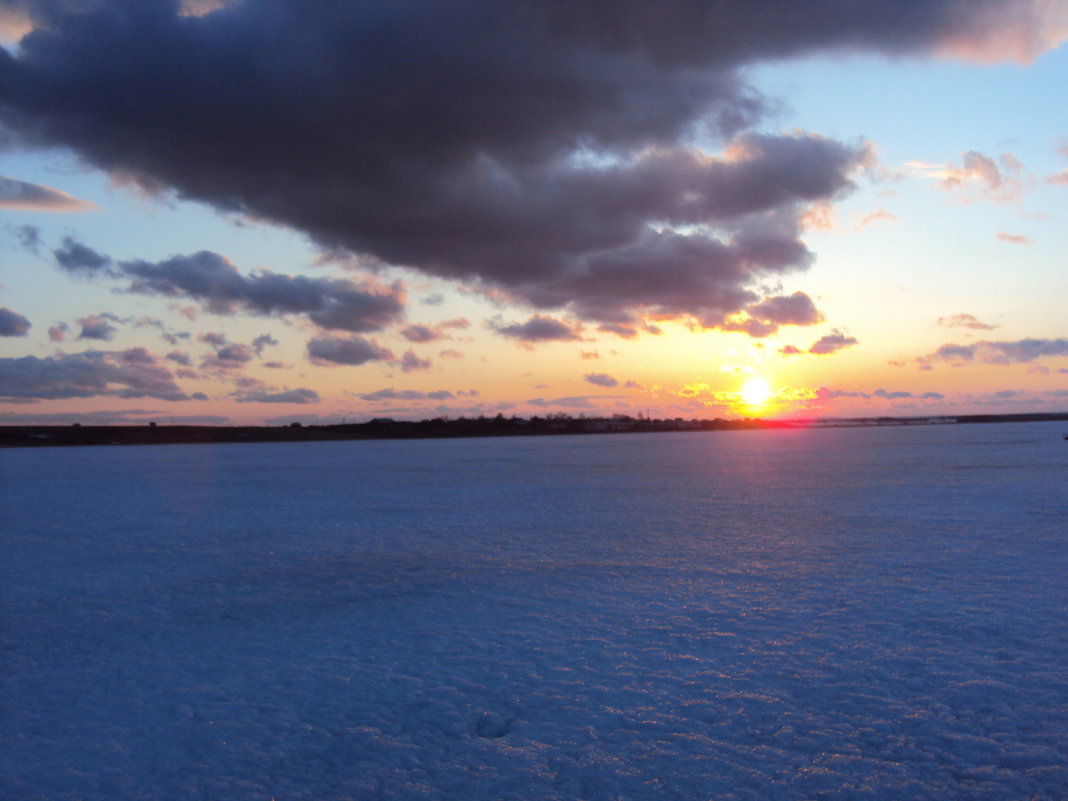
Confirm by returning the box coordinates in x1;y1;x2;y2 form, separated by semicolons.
2;422;1067;800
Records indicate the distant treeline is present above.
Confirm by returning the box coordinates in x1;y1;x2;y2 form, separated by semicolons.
2;411;1067;448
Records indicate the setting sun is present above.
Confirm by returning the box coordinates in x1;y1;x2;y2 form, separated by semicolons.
740;377;772;407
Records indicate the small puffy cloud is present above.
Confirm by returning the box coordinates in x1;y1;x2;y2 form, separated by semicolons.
779;344;803;355
1046;168;1068;185
400;324;438;343
809;331;858;355
0;176;93;212
918;337;1068;367
913;150;1025;202
580;350;600;360
235;388;320;404
439;348;464;359
492;315;581;343
721;291;823;337
584;372;619;388
400;318;470;343
77;313;123;341
400;350;432;373
166;350;193;367
215;343;253;364
53;237;114;275
8;223;42;254
48;322;70;342
0;307;31;336
996;231;1032;245
251;333;278;354
937;313;998;330
308;335;394;366
0;350;189;401
854;209;898;230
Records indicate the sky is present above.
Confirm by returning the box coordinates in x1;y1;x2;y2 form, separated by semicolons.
1;0;1066;426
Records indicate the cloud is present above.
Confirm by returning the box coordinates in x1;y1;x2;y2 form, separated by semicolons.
307;335;394;366
439;349;464;359
0;307;31;336
779;345;803;356
527;396;599;409
493;315;582;343
721;291;823;337
0;175;93;212
1047;168;1068;185
234;388;320;404
809;331;858;355
4;2;1053;328
48;322;69;342
400;325;438;344
400;350;432;373
584;372;619;388
918;337;1068;366
214;343;254;364
7;223;42;254
400;318;469;343
251;333;278;354
913;150;1026;202
357;388;456;402
0;349;189;401
937;313;997;330
854;209;898;230
814;387;944;402
118;250;406;332
597;323;638;339
53;236;114;275
996;231;1032;244
76;313;122;341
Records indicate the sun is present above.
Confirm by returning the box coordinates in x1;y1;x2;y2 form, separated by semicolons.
739;376;772;408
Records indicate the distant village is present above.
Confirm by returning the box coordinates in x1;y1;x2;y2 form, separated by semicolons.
3;411;1067;448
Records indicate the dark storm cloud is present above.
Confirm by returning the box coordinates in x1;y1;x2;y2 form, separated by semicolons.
307;335;394;367
2;0;1046;328
0;306;31;336
0;349;189;401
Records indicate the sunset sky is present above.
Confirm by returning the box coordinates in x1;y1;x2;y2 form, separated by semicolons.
1;0;1066;425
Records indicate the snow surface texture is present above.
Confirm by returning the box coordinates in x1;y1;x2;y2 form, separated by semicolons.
2;423;1067;800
